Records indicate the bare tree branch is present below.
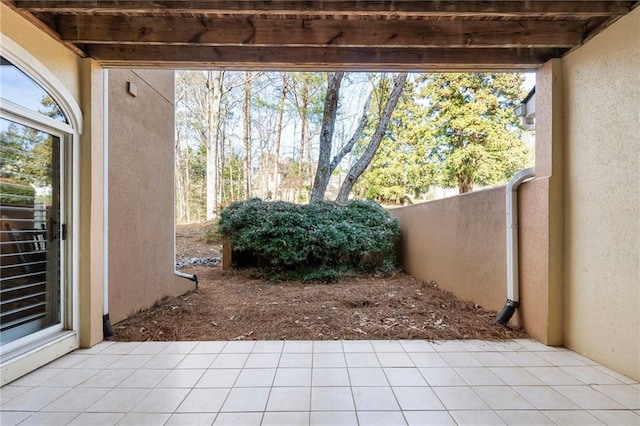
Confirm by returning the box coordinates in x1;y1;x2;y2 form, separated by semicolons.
329;90;372;172
336;73;408;204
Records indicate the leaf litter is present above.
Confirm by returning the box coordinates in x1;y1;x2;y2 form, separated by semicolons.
113;223;526;341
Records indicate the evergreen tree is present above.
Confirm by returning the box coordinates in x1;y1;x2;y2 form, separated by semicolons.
420;73;530;193
356;76;433;203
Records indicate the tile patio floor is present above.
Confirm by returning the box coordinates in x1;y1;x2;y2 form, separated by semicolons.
1;339;638;425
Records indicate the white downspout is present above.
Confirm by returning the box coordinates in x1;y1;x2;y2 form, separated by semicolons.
102;69;113;337
494;167;535;325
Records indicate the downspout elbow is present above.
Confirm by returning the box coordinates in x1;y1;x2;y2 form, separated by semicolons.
175;270;199;290
103;314;114;338
494;300;520;325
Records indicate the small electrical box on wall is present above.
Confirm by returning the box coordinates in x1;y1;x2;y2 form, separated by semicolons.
127;81;138;97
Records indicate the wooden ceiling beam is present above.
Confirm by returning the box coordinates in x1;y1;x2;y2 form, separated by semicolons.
55;15;585;48
15;0;635;17
8;1;636;70
86;45;562;71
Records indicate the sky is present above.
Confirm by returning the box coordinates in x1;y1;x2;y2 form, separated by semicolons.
524;72;536;92
0;62;49;113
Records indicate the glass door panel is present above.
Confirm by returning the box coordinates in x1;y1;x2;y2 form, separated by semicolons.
0;117;62;345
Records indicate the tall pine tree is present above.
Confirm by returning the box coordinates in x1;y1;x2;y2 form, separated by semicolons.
420;73;530;193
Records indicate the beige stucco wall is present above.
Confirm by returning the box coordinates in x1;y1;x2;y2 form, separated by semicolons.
562;8;640;381
390;188;511;320
392;181;564;346
108;69;193;324
79;59;105;347
0;3;80;102
518;59;565;346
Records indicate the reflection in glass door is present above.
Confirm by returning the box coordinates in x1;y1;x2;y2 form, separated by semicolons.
0;117;63;346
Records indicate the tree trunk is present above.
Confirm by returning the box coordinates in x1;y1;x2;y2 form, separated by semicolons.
205;70;224;220
295;80;309;203
184;152;190;223
174;130;185;224
243;71;252;199
273;74;288;199
296;112;306;202
336;73;408;204
311;72;344;202
175;148;185;223
174;78;187;224
458;176;473;193
219;102;228;204
310;77;372;202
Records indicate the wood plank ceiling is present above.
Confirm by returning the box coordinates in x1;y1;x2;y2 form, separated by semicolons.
7;1;639;71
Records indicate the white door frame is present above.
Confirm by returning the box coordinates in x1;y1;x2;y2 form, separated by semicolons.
0;36;82;385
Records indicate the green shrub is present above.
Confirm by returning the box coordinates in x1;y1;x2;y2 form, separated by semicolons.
0;178;35;205
218;199;400;281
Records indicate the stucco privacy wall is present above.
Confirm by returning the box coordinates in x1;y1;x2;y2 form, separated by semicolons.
390;188;514;322
391;182;558;346
108;69;193;323
391;58;568;345
562;7;640;381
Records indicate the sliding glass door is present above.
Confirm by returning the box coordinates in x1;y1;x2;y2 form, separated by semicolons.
0;56;72;354
0;117;65;347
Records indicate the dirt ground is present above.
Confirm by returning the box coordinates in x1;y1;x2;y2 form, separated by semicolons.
175;222;222;260
113;223;526;341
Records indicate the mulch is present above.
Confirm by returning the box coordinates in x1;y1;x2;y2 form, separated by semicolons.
113;264;527;342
